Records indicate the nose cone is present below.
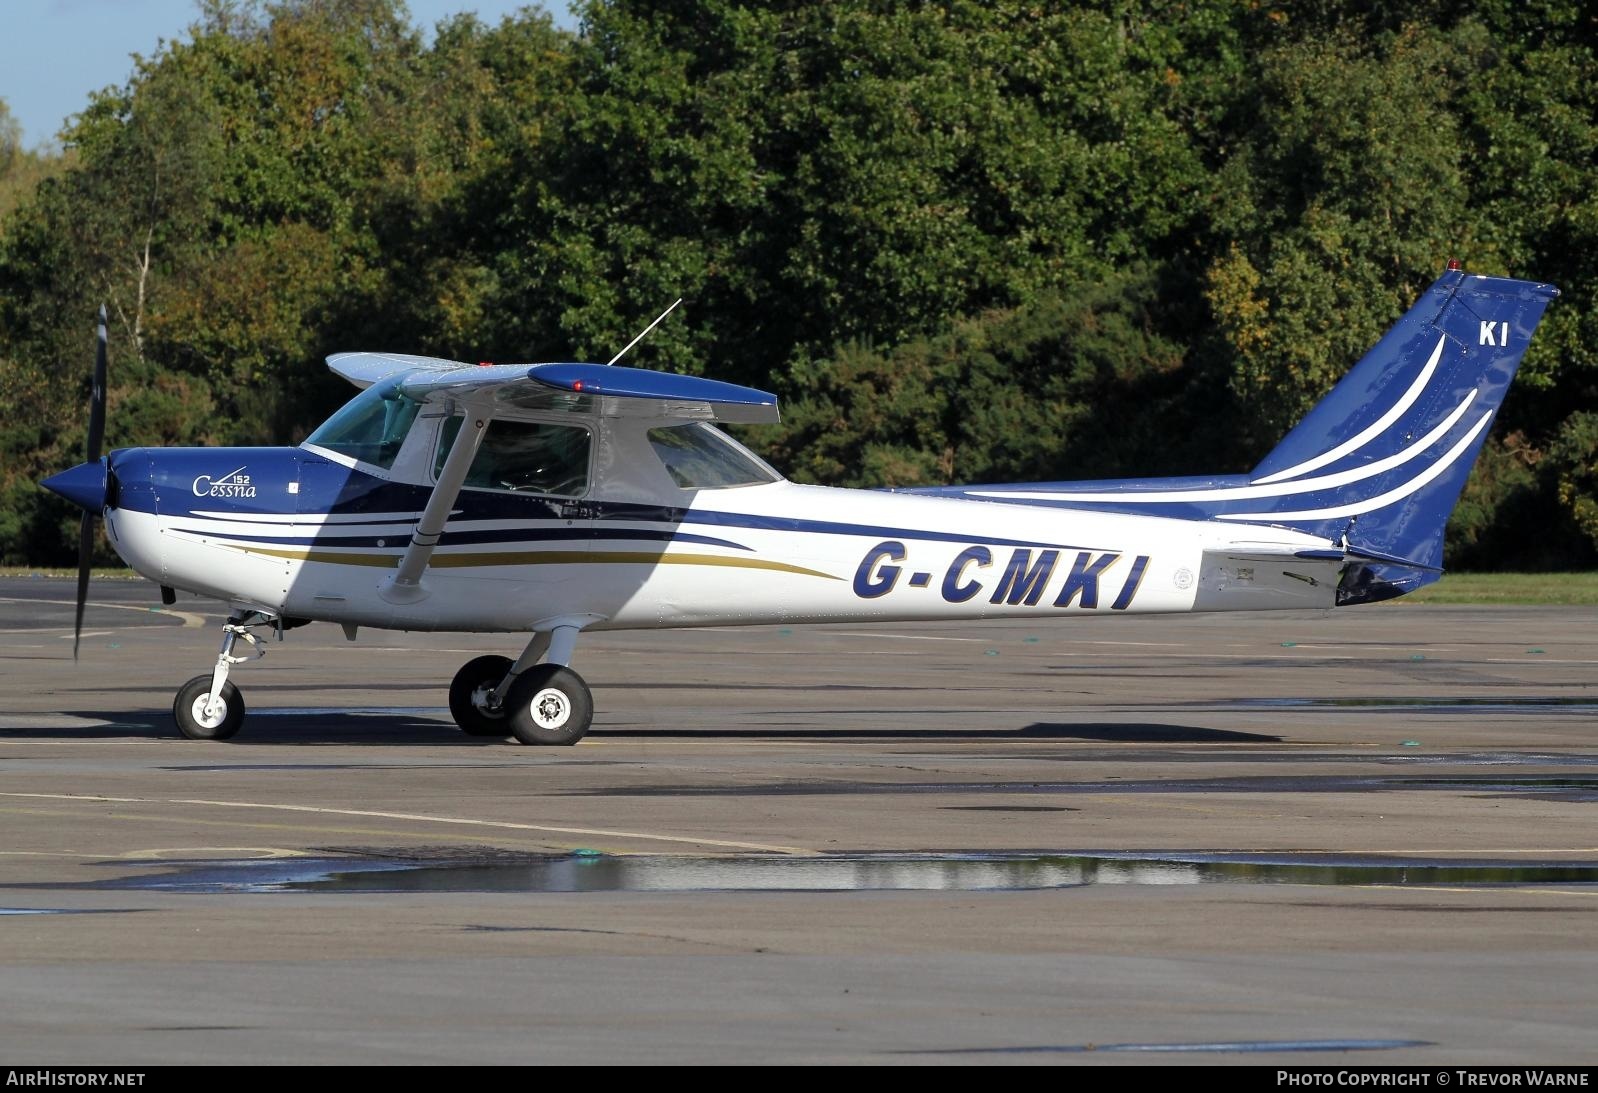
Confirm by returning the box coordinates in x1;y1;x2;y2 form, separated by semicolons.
41;459;109;513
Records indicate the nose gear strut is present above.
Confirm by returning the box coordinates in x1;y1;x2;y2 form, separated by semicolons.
172;612;275;741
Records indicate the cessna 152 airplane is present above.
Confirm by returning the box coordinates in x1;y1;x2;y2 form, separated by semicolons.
42;264;1557;746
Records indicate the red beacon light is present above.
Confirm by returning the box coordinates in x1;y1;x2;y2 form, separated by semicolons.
1446;258;1463;271
572;380;585;392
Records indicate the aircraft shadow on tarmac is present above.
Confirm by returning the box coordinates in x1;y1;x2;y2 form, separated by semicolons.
2;712;1281;746
5;710;483;746
594;723;1282;743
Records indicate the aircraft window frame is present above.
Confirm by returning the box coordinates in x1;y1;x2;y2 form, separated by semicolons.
647;422;782;491
433;413;594;499
301;377;424;472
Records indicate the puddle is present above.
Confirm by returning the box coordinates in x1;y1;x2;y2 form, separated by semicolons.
581;775;1598;800
1248;697;1598;712
80;850;1598;894
1380;753;1598;768
904;1037;1432;1055
1392;777;1598;803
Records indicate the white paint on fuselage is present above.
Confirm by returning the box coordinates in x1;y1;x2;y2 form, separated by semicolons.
106;410;1340;633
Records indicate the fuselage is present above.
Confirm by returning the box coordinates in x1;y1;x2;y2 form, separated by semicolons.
101;427;1340;635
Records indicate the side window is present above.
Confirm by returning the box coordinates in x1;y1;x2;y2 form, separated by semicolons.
648;423;781;490
435;416;590;497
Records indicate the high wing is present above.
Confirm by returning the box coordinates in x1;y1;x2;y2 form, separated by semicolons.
322;352;781;604
326;352;779;425
326;351;463;389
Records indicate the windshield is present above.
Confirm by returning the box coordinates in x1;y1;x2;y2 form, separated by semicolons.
648;423;781;490
304;377;423;470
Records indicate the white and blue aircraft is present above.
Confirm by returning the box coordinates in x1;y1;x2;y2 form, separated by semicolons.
42;264;1558;745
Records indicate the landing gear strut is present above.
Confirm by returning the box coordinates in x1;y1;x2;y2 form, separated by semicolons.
446;623;593;746
172;614;269;740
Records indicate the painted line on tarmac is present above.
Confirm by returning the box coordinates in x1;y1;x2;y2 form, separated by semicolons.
0;791;818;856
121;846;312;860
0;803;590;849
0;846;307;860
811;632;986;643
1368;884;1598;897
0;627;111;635
0;596;207;628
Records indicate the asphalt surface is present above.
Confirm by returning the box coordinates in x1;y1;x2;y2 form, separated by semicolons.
0;576;1595;1065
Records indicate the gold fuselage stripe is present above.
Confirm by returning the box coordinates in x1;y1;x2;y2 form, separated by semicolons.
236;545;839;581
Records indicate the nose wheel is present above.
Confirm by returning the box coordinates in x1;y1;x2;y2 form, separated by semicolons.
171;614;268;741
173;675;245;740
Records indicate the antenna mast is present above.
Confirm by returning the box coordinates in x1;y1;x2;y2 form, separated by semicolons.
607;298;683;366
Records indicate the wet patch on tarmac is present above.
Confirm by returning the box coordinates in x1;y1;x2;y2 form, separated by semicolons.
156;761;630;771
938;806;1081;813
1379;752;1598;767
65;848;1598;894
1247;696;1598;713
901;1038;1433;1055
567;774;1598;800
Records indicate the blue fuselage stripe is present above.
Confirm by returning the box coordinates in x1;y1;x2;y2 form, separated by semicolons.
178;526;751;551
115;447;1110;554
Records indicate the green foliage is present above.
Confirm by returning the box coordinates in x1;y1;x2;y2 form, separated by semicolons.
1203;23;1481;444
0;0;1596;570
763;267;1209;488
0;100;72;226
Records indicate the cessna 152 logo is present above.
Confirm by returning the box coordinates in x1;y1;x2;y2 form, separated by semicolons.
192;466;257;499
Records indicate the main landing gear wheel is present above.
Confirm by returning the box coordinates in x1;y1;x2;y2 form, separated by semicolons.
505;664;592;747
449;655;514;737
173;674;245;741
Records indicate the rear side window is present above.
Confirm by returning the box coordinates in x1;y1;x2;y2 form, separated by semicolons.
648;423;780;490
435;416;591;497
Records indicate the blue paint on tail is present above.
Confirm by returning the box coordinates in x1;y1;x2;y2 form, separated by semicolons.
1242;271;1558;573
906;269;1560;604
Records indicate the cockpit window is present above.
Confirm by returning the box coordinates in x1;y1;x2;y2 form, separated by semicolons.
304;377;423;470
435;415;591;497
647;423;781;490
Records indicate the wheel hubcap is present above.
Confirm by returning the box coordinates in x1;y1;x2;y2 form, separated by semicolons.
528;688;571;730
190;694;226;729
470;682;505;719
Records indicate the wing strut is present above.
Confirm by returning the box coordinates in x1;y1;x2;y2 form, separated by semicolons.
381;404;490;603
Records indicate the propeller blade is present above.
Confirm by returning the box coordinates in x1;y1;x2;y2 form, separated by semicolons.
86;304;108;463
73;510;93;661
74;304;109;660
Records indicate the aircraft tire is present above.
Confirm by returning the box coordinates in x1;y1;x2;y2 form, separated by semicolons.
449;655;515;737
505;664;592;746
173;675;245;741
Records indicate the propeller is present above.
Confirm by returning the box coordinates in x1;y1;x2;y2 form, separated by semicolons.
72;305;109;660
